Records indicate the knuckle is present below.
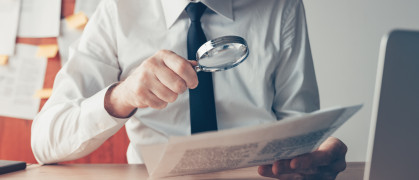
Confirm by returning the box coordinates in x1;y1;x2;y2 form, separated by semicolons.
135;84;148;97
154;102;167;109
146;98;167;109
160;49;171;54
141;98;151;107
156;49;173;59
142;58;158;69
156;50;167;56
175;61;190;74
167;93;178;103
138;73;148;83
257;166;267;176
134;100;147;108
272;167;280;177
147;100;158;109
173;80;186;93
294;155;310;169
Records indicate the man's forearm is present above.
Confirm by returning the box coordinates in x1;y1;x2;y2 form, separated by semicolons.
31;87;128;164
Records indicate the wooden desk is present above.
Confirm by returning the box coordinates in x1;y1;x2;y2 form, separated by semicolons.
0;162;365;180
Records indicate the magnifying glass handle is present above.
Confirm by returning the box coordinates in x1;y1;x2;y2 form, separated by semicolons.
194;66;202;72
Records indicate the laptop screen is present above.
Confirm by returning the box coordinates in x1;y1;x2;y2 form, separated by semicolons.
365;30;419;180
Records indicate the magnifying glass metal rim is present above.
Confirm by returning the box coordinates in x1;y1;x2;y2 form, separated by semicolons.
195;35;249;72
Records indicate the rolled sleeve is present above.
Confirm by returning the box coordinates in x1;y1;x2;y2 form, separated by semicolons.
79;85;128;139
31;0;127;164
272;0;320;120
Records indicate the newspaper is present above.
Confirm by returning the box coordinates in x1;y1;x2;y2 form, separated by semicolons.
140;104;362;178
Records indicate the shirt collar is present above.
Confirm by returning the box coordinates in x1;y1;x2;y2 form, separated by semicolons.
160;0;234;29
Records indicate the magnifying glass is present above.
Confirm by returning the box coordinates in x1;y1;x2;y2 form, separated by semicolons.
194;36;249;72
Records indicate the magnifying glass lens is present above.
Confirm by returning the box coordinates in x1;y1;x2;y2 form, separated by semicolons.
199;44;245;68
195;36;249;72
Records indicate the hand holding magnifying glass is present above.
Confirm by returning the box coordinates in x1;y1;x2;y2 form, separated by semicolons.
193;36;249;72
104;35;249;117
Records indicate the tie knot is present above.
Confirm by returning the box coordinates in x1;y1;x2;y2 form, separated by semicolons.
185;2;207;22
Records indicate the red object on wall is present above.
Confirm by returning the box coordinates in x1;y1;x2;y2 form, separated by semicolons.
0;0;129;164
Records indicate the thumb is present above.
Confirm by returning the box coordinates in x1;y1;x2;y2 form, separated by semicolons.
188;60;198;66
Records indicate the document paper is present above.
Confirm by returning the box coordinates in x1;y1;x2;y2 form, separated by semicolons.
141;105;362;178
18;0;61;37
0;0;21;55
0;44;47;120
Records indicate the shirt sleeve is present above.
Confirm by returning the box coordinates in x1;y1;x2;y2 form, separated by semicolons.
31;0;128;164
272;0;320;120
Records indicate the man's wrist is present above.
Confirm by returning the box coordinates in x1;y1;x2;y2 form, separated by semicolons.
104;82;137;118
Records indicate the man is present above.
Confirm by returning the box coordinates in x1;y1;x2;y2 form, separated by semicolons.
31;0;347;179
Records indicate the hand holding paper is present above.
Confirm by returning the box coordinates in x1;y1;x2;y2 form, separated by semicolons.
259;136;348;179
140;104;362;178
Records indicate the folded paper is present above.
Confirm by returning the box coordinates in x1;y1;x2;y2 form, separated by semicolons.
141;104;363;178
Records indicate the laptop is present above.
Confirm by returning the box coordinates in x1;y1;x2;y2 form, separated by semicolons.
364;29;419;180
0;160;26;175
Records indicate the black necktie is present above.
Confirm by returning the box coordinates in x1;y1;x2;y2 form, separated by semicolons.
186;3;218;134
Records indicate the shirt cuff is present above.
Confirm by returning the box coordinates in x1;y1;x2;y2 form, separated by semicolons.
79;84;131;138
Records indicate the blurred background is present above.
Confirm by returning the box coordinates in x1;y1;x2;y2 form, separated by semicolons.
304;0;419;161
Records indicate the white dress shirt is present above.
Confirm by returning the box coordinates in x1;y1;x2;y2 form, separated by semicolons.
31;0;319;164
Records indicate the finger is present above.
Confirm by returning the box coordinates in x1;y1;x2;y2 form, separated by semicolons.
319;137;347;158
188;60;198;66
272;159;293;175
139;90;168;109
318;157;347;173
153;64;187;94
290;137;347;169
293;150;347;176
258;165;275;178
158;50;198;89
149;75;179;103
